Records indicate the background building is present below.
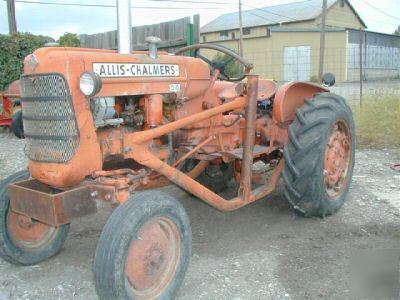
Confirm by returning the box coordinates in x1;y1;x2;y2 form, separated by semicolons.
200;0;400;82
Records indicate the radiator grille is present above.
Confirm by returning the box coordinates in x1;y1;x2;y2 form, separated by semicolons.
20;74;79;163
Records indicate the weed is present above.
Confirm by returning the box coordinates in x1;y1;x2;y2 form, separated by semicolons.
351;94;400;148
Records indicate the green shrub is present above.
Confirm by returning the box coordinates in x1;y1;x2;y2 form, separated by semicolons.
0;33;54;90
352;94;400;148
58;32;80;47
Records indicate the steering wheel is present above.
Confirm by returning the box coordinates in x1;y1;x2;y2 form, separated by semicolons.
175;44;253;82
193;49;242;81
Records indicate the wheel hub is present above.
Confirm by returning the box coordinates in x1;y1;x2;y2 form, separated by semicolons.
324;121;351;198
125;217;180;298
145;244;164;275
7;211;52;246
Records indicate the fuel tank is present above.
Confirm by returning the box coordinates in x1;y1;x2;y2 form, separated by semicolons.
21;47;211;188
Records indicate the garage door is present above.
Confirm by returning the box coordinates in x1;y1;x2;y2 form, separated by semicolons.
283;46;311;81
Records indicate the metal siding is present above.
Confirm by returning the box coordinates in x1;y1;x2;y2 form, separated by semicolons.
284;46;311;81
201;0;337;33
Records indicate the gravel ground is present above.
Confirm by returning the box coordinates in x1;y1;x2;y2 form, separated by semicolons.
0;129;399;299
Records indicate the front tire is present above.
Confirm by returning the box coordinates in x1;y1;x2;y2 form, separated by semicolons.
283;93;355;217
0;171;70;265
94;191;192;300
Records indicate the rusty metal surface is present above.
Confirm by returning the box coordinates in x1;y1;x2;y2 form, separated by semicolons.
146;94;163;127
127;96;246;145
8;179;112;226
324;120;352;199
7;210;53;247
19;44;300;214
273;81;328;124
239;75;259;200
218;79;277;101
125;217;180;298
23;46;211;188
131;142;284;211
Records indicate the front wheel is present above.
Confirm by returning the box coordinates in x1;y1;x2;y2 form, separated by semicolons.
283;93;355;217
94;191;192;300
0;171;70;265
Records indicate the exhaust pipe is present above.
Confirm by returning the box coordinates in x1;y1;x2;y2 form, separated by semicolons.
117;0;132;54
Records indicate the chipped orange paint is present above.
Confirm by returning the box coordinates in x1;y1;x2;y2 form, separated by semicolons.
15;46;329;213
273;81;328;124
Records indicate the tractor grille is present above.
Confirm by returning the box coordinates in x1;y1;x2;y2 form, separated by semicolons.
20;73;79;163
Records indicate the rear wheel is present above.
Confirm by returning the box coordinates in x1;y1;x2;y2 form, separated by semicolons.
283;93;355;217
0;171;70;265
11;110;24;139
94;191;191;300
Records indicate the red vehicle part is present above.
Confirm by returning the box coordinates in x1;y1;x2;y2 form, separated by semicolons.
0;96;12;127
0;80;21;127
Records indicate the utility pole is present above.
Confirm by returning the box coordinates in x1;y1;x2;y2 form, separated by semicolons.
238;0;244;56
359;28;363;107
318;0;327;83
7;0;17;34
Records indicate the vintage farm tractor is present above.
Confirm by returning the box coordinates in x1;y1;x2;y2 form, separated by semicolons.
0;1;355;299
0;80;24;138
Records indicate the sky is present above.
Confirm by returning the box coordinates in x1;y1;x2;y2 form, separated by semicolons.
0;0;399;39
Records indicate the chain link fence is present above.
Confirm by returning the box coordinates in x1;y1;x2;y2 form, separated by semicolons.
241;47;400;106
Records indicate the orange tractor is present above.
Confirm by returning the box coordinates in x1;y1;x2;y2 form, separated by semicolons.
0;2;355;299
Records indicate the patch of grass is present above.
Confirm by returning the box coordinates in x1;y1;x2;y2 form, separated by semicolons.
351;94;400;148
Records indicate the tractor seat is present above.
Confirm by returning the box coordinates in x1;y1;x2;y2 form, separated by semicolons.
218;79;277;102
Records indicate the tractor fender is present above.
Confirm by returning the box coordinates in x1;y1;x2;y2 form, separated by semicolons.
272;81;329;124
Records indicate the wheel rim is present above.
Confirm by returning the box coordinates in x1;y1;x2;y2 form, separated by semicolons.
125;217;181;299
7;210;56;250
324;119;352;199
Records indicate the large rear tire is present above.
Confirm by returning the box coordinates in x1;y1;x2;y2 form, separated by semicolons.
94;191;192;300
283;93;355;217
0;171;70;265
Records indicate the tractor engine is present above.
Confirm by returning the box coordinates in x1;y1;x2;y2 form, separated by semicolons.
20;47;208;187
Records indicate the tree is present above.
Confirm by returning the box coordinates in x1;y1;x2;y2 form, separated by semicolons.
58;32;80;47
0;33;54;90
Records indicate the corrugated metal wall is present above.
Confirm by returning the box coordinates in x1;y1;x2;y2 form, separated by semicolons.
347;29;400;80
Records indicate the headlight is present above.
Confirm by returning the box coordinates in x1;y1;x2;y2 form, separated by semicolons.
79;71;102;97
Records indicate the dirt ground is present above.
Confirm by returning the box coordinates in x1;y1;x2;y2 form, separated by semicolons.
0;130;399;300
